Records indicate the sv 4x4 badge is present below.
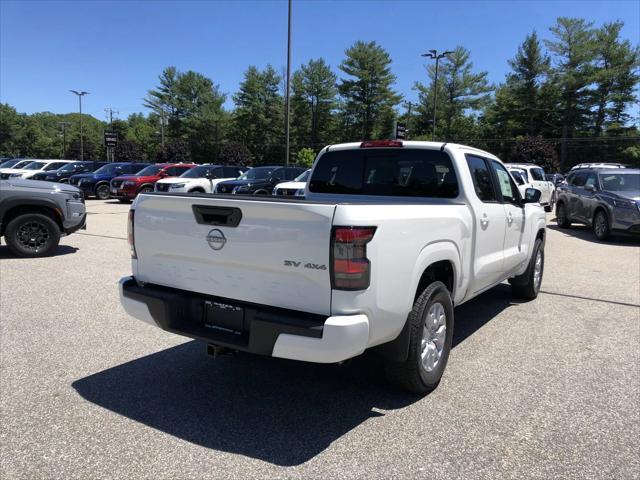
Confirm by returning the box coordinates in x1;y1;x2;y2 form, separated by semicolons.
284;260;327;270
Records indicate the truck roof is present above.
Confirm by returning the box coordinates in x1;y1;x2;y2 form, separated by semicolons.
322;140;499;161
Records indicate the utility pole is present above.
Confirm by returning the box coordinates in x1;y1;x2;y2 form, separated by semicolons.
284;0;292;167
160;111;166;148
104;107;118;162
421;50;452;141
403;101;414;140
58;122;71;158
69;90;89;159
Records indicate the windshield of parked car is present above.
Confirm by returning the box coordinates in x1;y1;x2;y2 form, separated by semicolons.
309;149;459;198
294;170;311;182
94;163;125;175
238;167;274;180
9;160;34;169
136;165;163;176
58;162;83;172
180;166;215;178
0;159;21;168
24;161;46;170
599;173;640;193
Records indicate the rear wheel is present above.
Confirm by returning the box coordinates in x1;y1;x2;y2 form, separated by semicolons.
139;186;154;195
511;238;544;300
95;184;110;200
556;202;571;228
384;281;454;394
593;210;610;241
5;213;61;257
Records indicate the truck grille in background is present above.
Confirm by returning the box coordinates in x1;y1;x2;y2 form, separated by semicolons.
111;180;123;189
156;183;170;192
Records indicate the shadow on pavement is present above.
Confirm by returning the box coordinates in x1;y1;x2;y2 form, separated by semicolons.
547;223;640;248
73;284;516;465
0;244;79;259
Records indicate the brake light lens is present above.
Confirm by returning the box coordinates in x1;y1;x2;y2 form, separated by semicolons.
360;140;403;148
127;209;137;259
332;227;376;290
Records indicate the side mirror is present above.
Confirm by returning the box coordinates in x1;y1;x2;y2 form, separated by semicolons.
584;184;596;192
205;172;216;180
523;187;542;204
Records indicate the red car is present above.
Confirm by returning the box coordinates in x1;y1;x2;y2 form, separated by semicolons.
110;163;196;202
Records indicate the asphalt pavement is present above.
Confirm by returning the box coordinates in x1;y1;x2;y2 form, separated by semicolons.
1;199;638;479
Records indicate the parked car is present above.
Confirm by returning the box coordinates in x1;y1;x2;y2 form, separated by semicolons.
506;163;555;212
69;162;149;200
0;159;39;179
110;163;196;202
31;161;107;183
569;162;627;172
555;168;640;240
545;173;565;186
0;159;25;170
273;169;311;196
119;140;546;394
4;160;75;180
0;177;86;257
215;166;306;194
155;165;246;194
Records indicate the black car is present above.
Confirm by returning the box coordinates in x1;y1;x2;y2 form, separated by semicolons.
555;168;640;240
31;161;107;183
215;166;306;194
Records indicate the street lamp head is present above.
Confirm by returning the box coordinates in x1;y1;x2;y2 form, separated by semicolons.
429;49;437;55
442;50;454;56
69;90;89;96
421;51;435;59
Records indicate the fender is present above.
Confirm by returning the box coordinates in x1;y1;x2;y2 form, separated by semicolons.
375;240;462;362
0;197;63;231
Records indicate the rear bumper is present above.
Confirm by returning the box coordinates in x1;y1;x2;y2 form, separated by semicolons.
118;277;369;363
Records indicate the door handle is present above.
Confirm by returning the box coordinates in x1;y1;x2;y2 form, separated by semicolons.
507;212;513;225
480;215;489;229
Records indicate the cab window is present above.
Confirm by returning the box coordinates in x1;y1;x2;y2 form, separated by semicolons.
530;168;545;181
492;161;521;205
466;155;496;202
585;173;598;188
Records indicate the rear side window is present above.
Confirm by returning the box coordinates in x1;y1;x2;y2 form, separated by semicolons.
466;155;496;202
571;173;587;187
224;167;242;177
531;168;545;181
309;148;459;198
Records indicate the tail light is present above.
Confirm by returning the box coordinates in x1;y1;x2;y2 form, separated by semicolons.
331;227;376;290
360;140;403;148
128;209;137;259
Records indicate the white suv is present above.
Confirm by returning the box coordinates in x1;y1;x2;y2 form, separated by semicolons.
506;163;555;212
3;160;74;180
155;165;246;194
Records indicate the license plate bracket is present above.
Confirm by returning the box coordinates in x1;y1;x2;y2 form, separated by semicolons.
203;301;245;334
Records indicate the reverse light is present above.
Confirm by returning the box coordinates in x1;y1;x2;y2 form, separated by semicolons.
331;227;376;290
360;140;403;148
127;209;137;259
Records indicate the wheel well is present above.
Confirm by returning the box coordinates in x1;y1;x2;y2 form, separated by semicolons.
593;206;608;224
138;184;154;192
189;187;205;193
1;205;62;236
415;260;455;301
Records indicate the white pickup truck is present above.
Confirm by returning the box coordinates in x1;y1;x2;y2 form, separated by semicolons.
120;141;546;393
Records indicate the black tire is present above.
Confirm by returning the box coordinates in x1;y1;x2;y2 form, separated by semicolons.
511;238;544;300
189;188;205;194
384;281;454;394
593;209;611;241
5;213;61;258
556;202;571;228
95;183;110;200
138;186;154;195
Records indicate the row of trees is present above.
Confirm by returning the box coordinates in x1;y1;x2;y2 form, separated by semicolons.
1;17;638;170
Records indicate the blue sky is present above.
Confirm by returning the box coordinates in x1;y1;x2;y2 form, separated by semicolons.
1;0;638;121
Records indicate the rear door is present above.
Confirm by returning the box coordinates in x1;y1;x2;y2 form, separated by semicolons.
133;195;336;315
466;155;508;293
529;167;550;204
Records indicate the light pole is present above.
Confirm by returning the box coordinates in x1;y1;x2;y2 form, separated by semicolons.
284;0;292;167
70;90;89;159
421;50;452;141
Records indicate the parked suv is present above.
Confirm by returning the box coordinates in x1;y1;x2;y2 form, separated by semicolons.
0;177;86;257
155;165;245;194
556;168;640;240
69;162;149;200
110;163;196;202
3;160;74;180
0;159;36;178
215;166;306;194
32;161;107;183
506;163;555;211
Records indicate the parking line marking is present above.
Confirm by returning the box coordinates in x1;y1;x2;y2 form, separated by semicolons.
540;290;640;309
77;232;126;241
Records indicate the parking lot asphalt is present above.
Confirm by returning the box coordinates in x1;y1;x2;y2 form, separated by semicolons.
1;199;639;479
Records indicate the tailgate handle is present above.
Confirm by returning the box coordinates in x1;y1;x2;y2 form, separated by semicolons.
192;205;242;227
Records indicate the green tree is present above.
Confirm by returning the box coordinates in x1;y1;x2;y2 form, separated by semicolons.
337;41;401;140
0;103;22;156
545;17;597;168
291;58;337;150
115;139;144;161
232;65;284;163
218;142;252;166
294;147;316;167
415;46;492;140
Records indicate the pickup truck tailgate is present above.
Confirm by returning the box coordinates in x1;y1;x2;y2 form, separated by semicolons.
133;195;336;315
